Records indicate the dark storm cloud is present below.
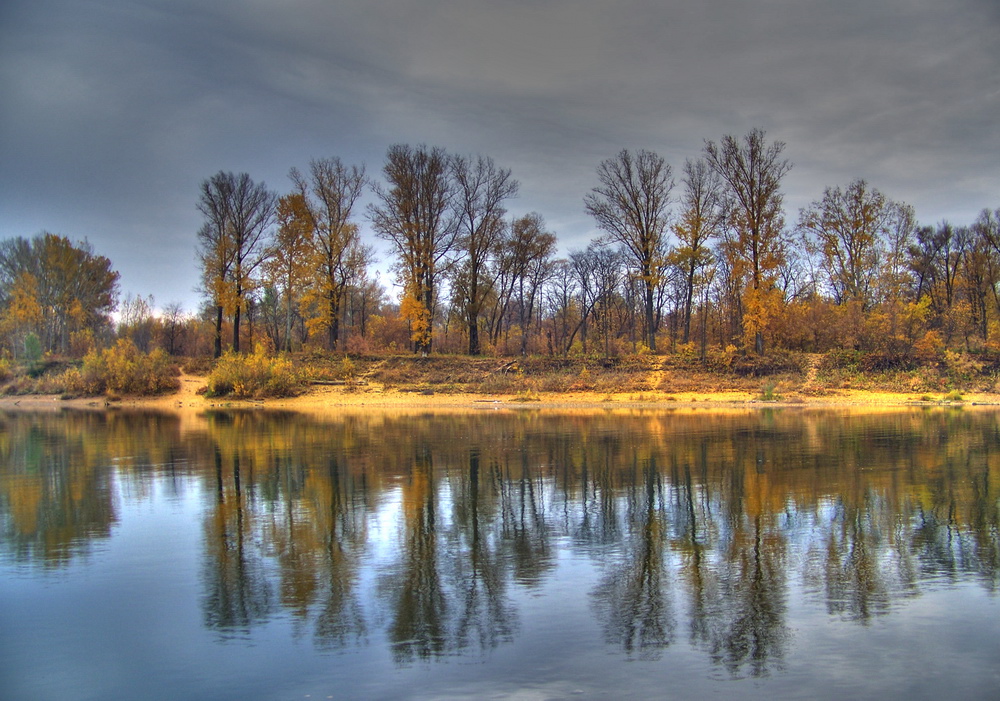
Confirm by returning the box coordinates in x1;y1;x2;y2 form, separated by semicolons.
1;0;997;310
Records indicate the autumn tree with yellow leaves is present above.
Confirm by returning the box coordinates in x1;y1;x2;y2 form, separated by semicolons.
290;157;370;351
369;144;459;355
0;232;118;357
705;128;791;355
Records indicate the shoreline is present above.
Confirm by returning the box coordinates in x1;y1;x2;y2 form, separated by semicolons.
3;372;999;415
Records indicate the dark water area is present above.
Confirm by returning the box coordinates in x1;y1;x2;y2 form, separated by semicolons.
1;407;998;700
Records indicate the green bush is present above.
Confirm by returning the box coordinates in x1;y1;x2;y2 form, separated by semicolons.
205;347;304;399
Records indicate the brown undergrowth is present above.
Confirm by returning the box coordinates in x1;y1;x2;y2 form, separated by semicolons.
5;348;1000;404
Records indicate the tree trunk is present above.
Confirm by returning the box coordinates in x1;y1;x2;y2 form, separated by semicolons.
328;294;340;351
468;311;481;355
682;265;695;345
284;293;293;352
214;305;224;358
418;284;434;355
644;282;657;352
233;303;241;353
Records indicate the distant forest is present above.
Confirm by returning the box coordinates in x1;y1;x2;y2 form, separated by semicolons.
2;129;999;362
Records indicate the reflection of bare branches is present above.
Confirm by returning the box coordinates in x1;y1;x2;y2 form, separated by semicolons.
572;451;621;552
592;460;675;659
385;447;522;663
313;457;367;649
711;517;788;678
499;450;555;587
202;449;274;633
384;447;448;663
807;496;896;623
672;455;720;651
451;450;518;652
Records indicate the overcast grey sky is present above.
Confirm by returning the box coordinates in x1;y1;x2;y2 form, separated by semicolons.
2;0;998;313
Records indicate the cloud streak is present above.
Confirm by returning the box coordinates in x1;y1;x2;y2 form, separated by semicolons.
1;0;997;310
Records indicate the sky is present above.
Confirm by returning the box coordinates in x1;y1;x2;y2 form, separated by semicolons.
1;0;998;314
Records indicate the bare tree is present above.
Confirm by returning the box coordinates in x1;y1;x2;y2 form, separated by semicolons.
545;259;578;355
972;208;1000;326
568;244;625;356
704;128;791;354
585;149;674;352
672;157;722;344
505;213;556;355
197;171;276;355
290;157;369;350
369;144;458;354
158;301;187;356
798;179;901;309
451;154;519;355
117;293;155;351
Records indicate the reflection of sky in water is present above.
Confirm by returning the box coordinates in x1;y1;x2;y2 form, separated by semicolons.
0;408;998;700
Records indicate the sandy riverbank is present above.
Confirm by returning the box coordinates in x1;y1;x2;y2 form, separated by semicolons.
3;372;999;415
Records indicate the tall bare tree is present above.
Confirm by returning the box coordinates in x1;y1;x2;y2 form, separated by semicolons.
503;213;556;355
704;128;791;354
369;144;458;354
290;157;369;350
451;154;519;355
585;149;674;352
672;157;722;344
197;171;276;355
568;244;625;356
798;179;901;309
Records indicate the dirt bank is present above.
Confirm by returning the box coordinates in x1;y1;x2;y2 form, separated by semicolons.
3;369;997;415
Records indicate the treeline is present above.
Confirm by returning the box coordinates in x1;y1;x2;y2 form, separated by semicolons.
2;128;1000;362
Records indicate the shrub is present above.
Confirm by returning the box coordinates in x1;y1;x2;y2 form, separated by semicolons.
63;339;180;396
759;380;781;401
205;346;304;399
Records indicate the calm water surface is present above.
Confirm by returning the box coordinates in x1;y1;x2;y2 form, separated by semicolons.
1;407;998;700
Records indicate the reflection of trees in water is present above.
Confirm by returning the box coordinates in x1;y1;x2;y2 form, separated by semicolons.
4;408;1000;673
384;445;448;662
450;450;517;651
711;515;788;677
311;457;367;649
671;451;722;656
0;410;186;566
498;448;554;587
910;453;1000;592
803;495;918;624
591;457;675;659
202;448;273;633
382;446;521;663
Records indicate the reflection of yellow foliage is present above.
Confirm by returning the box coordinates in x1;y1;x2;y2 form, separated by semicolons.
7;477;43;536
